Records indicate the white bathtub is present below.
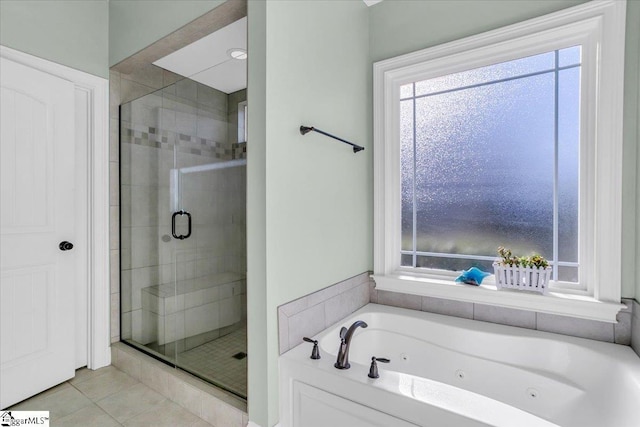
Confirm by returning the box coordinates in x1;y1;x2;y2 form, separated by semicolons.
279;304;640;427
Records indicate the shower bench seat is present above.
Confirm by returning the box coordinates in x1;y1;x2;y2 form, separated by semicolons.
141;271;246;346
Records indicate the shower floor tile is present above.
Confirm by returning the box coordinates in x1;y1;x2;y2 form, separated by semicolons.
177;326;247;398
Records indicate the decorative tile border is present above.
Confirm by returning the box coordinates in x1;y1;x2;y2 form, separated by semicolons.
232;142;247;160
121;125;231;159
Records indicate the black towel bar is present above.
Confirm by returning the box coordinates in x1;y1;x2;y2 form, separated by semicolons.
300;125;365;153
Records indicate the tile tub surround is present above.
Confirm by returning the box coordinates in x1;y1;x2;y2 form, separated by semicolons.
111;342;248;427
372;285;635;346
277;272;371;355
278;275;636;357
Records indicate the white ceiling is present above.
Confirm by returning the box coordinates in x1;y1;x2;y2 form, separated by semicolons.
363;0;384;6
153;17;247;94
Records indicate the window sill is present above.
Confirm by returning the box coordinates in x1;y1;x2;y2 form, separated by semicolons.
371;273;625;323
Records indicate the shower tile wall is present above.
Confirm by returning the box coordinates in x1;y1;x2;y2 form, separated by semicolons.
110;65;178;343
119;77;247;347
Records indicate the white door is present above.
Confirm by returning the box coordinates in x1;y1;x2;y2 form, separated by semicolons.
0;57;77;409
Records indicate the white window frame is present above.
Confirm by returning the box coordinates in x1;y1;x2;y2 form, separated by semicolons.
372;0;626;322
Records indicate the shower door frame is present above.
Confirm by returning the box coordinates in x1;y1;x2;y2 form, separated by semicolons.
118;83;247;400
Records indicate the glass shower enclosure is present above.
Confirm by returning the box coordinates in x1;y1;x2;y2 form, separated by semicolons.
119;77;247;398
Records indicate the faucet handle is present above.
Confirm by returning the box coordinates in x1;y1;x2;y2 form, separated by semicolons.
339;327;348;341
368;356;390;379
302;337;321;360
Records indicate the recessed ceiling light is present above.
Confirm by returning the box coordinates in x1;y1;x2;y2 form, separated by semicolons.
228;48;247;60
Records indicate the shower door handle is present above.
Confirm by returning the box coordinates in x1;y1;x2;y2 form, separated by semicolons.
171;210;192;240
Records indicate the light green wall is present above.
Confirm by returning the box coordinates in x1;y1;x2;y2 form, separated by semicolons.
627;1;640;303
265;1;372;307
369;0;640;300
637;49;640;302
369;0;588;62
108;0;225;66
0;0;109;78
247;1;371;425
619;0;639;301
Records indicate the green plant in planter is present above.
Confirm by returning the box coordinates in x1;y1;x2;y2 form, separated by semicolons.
497;246;518;266
496;247;549;269
528;254;549;268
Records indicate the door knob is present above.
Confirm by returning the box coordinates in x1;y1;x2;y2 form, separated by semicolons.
59;241;74;251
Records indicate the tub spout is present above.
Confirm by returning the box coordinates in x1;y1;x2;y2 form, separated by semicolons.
334;320;368;369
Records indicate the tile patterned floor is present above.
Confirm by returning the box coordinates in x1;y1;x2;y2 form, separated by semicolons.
178;327;247;398
7;366;214;426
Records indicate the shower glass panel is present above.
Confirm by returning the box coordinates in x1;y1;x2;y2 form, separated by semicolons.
120;77;247;399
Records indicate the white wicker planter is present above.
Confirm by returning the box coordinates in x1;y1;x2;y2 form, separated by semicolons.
492;262;552;295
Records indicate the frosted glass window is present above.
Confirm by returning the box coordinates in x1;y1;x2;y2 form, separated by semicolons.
559;46;581;67
400;99;414;251
400;47;581;282
409;51;555;98
400;84;414;99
